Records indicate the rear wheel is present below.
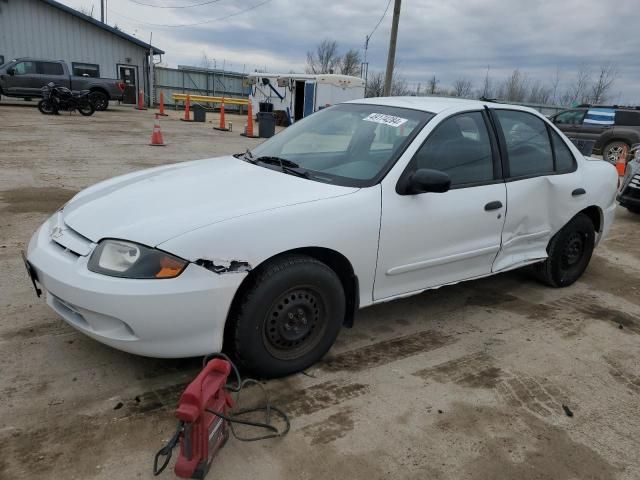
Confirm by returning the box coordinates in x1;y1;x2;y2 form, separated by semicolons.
228;254;345;377
604;141;629;164
533;213;595;287
89;91;109;111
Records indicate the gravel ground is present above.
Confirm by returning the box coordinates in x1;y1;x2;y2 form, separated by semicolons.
1;101;639;480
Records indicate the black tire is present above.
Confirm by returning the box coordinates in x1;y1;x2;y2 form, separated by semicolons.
37;99;55;115
89;91;109;111
228;254;345;378
603;141;629;164
77;101;95;116
533;213;595;288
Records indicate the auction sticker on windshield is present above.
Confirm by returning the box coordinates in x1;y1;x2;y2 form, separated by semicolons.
363;113;408;128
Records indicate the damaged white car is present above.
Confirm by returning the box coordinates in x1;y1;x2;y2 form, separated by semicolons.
25;98;618;377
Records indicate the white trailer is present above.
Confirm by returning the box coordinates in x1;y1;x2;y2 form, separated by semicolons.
246;73;365;124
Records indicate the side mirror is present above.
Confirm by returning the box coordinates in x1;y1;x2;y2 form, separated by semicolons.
7;67;15;76
398;168;451;195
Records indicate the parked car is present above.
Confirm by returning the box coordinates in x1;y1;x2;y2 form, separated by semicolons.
617;144;640;213
550;106;640;162
0;58;124;110
24;98;618;377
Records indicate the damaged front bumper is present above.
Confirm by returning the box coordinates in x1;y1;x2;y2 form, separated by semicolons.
26;221;245;358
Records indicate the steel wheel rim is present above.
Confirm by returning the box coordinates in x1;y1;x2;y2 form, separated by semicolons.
561;232;585;271
262;286;326;360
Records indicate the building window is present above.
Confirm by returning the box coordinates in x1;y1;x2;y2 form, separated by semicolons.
72;62;100;78
0;55;5;67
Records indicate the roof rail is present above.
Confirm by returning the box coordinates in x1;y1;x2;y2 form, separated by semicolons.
577;103;640;110
479;96;502;103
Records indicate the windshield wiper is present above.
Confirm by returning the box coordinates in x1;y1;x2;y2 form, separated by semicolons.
254;156;309;178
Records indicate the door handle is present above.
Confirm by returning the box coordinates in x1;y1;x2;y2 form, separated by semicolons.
484;201;503;211
572;188;586;196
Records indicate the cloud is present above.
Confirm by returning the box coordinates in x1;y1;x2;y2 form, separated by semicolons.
61;0;639;102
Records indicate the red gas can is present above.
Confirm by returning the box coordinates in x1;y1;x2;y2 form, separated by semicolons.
174;358;234;479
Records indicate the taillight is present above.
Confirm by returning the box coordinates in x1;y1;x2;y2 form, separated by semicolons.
117;82;125;92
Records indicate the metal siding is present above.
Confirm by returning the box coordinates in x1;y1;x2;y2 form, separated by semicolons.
0;0;149;86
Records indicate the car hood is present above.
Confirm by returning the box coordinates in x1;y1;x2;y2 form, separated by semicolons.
62;156;358;246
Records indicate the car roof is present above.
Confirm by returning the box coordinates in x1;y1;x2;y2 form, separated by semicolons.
346;96;539;115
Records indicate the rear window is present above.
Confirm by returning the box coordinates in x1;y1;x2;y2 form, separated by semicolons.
615;110;640;126
38;62;64;75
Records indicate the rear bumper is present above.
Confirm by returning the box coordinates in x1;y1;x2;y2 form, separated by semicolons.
26;219;244;358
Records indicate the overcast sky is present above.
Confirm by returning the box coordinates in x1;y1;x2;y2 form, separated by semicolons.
60;0;639;103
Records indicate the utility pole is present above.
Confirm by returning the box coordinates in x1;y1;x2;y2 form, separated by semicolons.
383;0;401;96
100;0;104;23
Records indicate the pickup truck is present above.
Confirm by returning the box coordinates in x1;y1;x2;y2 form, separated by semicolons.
0;58;124;110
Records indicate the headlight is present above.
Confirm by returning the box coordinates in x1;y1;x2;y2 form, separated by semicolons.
88;240;187;279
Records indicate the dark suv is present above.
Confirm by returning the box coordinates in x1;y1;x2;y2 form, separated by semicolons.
550;106;640;162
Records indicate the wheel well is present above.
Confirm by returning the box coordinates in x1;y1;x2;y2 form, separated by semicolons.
224;247;359;345
89;87;109;99
579;205;602;233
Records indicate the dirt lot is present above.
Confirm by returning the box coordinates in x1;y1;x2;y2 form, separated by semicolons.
1;101;639;480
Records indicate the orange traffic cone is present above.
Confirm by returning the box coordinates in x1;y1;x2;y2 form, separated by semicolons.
616;144;629;176
213;101;230;131
157;91;168;116
136;89;147;110
240;101;258;138
149;114;166;146
180;94;193;122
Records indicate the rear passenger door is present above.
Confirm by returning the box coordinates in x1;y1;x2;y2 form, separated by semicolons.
36;61;67;91
490;108;584;272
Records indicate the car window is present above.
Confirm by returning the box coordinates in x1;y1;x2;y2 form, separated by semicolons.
495;110;554;178
615;110;640;126
550;129;576;173
554;110;585;126
250;104;432;187
14;61;36;75
37;62;64;75
411;111;495;186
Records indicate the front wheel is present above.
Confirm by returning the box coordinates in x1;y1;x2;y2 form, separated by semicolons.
227;254;345;378
533;213;595;288
77;101;95;116
37;99;55;115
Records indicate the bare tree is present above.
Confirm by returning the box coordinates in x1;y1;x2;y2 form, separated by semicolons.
306;39;340;74
365;71;411;97
480;65;492;98
452;77;473;98
426;75;439;95
500;69;528;102
565;64;592;105
551;66;561;104
366;72;385;98
200;53;215;70
340;49;362;76
527;80;553;104
591;62;618;104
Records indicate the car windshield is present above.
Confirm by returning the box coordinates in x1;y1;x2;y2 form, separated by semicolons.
248;103;433;187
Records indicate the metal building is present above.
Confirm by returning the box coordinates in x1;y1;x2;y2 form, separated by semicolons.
0;0;164;105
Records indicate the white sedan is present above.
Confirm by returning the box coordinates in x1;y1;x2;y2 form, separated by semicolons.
25;97;618;377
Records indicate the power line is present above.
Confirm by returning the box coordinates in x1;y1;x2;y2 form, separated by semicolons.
367;0;392;43
109;0;272;27
127;0;224;8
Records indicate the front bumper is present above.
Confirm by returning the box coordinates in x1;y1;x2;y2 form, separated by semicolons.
617;163;640;209
26;219;244;358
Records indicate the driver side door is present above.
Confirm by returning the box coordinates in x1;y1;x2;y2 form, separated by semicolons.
374;110;507;301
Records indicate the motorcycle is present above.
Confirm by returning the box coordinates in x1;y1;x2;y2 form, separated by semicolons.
38;82;95;116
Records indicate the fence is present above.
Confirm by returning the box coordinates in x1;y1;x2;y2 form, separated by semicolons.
154;66;249;112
